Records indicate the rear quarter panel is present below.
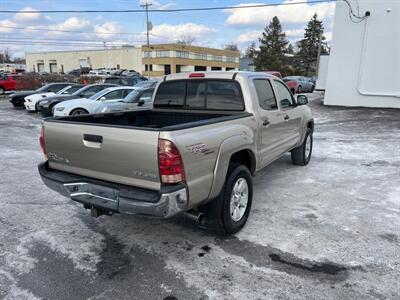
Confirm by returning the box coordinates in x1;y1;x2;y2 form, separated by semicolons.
160;115;257;208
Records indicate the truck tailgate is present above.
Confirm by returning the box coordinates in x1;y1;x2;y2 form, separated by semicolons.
44;122;161;190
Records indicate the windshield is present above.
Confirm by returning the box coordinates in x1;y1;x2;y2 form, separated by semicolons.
72;85;90;95
134;81;156;88
56;86;72;95
36;84;53;92
122;90;141;103
89;88;111;100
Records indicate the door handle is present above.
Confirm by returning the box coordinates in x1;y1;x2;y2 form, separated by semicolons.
284;115;290;120
83;134;103;143
83;134;103;148
262;120;270;126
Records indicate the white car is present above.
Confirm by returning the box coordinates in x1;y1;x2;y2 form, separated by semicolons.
24;84;83;112
53;86;135;116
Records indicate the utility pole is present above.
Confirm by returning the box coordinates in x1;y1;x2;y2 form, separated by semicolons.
141;2;152;78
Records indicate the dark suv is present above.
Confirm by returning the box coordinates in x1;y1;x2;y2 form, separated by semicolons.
104;76;146;86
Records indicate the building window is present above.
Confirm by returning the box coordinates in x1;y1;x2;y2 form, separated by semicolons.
212;55;222;61
226;56;236;63
194;53;207;60
211;66;222;71
145;64;153;71
194;66;207;71
176;51;189;58
143;51;152;58
226;67;235;71
156;50;169;58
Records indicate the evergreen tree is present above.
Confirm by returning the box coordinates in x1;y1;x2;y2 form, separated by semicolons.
295;13;328;76
245;41;257;58
254;16;290;71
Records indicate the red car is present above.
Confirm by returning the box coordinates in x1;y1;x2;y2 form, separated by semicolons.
283;80;300;94
264;71;282;79
0;74;17;94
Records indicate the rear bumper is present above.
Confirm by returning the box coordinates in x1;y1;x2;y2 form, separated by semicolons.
38;162;188;218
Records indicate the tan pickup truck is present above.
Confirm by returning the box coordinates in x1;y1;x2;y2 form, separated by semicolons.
38;71;314;233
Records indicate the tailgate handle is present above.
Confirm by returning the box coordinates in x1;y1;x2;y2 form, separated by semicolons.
83;134;103;143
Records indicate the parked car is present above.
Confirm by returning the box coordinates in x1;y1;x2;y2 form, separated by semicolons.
94;87;154;113
39;71;314;234
53;86;135;116
37;83;118;116
283;76;314;93
104;76;147;86
0;73;17;94
9;82;73;108
24;84;84;112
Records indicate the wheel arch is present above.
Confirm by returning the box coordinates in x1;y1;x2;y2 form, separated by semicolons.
208;135;256;200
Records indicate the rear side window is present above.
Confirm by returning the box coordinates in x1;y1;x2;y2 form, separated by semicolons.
254;79;277;110
206;81;243;110
154;80;244;111
154;81;185;107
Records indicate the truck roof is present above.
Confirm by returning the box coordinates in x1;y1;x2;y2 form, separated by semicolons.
163;71;276;81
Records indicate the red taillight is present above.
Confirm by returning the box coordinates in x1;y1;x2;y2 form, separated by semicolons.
39;126;48;160
189;73;205;78
158;139;185;184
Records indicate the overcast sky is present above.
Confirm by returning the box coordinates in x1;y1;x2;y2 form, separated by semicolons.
0;0;336;58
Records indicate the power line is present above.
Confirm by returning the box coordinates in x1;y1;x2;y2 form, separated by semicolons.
0;25;146;35
0;1;337;14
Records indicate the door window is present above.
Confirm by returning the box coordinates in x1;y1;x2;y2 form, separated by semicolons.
274;80;294;108
253;79;277;110
102;89;125;100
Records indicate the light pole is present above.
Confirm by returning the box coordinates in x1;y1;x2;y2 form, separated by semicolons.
141;2;152;78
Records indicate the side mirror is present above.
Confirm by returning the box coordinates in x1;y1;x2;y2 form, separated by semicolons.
138;99;145;106
280;99;291;108
297;95;308;105
99;96;106;101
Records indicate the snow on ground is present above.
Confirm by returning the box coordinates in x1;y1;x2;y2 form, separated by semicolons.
0;95;399;299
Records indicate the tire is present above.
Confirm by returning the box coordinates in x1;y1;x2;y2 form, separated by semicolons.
297;86;302;93
0;87;4;95
70;108;89;115
34;102;39;112
220;163;253;234
49;104;56;116
291;128;313;166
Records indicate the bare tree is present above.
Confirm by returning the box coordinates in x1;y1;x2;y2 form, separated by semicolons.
224;42;239;51
177;35;196;45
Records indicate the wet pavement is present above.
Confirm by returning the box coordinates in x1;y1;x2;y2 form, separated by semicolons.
0;95;399;299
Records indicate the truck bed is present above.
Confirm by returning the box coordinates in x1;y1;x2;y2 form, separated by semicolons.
49;110;251;131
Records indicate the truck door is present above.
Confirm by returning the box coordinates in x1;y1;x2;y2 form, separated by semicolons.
253;79;289;166
272;79;302;150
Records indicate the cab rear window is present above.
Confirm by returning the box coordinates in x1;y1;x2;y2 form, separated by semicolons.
154;79;244;111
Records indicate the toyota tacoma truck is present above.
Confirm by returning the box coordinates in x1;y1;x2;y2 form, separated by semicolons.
38;72;314;234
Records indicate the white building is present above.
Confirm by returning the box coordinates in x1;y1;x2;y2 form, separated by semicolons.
26;47;142;74
324;0;400;108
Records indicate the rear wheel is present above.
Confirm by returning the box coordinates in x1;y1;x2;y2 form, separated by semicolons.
291;128;313;165
221;163;253;234
70;108;89;115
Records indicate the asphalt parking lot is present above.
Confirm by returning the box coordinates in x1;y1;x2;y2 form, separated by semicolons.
0;95;399;300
